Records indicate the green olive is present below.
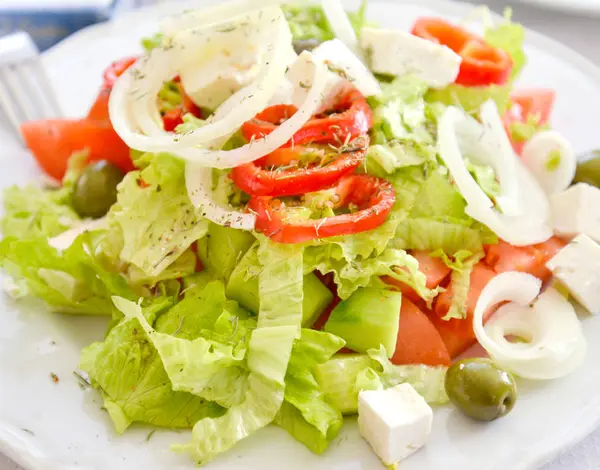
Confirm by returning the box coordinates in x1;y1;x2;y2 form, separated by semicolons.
573;152;600;188
72;161;125;219
445;358;517;422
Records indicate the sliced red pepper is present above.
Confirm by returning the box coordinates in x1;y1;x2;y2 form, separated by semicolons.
242;84;372;146
87;56;139;122
411;17;513;86
162;108;186;132
230;137;368;197
249;174;395;244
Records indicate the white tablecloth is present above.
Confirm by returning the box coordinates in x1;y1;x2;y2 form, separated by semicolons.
1;1;599;469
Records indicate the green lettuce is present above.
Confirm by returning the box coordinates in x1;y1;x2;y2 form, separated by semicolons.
315;346;448;415
113;280;255;408
484;8;526;82
430;250;484;320
1;151;87;239
107;153;209;278
367;75;437;175
175;241;303;464
426;83;511;116
0;232;134;315
275;329;345;454
80;298;225;433
391;169;496;254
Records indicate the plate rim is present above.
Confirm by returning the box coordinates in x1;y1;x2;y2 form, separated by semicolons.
516;0;600;16
3;1;600;469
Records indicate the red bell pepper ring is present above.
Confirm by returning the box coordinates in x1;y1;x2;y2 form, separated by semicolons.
242;84;373;146
88;56;139;122
230;137;368;197
249;174;395;244
411;17;513;86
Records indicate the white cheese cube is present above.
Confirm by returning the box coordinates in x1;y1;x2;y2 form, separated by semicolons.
547;234;600;315
358;383;433;466
361;27;461;89
550;183;600;242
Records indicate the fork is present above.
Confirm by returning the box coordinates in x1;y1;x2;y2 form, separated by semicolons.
0;31;62;142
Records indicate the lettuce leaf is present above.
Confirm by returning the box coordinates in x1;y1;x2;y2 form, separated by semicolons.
108;153;209;278
315;347;448;414
367;76;437;175
484;9;526;82
80;298;225;434
0;232;134;315
426;83;511;116
113;281;255;408
175;241;303;464
1;151;87;239
430;250;484;320
275;329;345;454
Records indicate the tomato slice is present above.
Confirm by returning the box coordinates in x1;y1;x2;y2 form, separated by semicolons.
21;119;133;180
230;139;367;197
411;17;513;86
503;88;556;154
242;84;372;146
249;174;395;244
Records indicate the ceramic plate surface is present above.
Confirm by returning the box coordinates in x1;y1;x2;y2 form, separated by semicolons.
515;0;600;16
1;1;600;469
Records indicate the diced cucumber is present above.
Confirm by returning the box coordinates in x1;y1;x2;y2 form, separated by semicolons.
226;242;333;325
324;287;401;357
315;354;375;415
196;223;255;283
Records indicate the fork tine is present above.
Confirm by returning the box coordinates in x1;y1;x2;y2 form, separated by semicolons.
0;74;25;138
30;59;63;118
0;68;30;123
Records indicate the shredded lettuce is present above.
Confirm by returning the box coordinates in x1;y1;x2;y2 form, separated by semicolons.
275;329;345;454
80;298;225;433
0;232;134;315
315;346;448;415
430;250;484;320
367;76;437;175
175;241;303;464
107;153;209;278
484;8;526;82
1;151;87;239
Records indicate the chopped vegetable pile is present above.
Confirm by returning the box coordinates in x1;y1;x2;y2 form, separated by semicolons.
3;1;600;468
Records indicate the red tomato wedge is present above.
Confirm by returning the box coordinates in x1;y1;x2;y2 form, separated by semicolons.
485;237;567;282
230;141;367;197
250;174;395;244
391;298;451;366
411;17;513;86
503;88;555;154
383;251;451;304
242;84;372;146
431;263;497;357
21;119;134;180
87;87;111;122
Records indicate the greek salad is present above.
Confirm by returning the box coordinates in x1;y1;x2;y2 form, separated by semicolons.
4;0;600;468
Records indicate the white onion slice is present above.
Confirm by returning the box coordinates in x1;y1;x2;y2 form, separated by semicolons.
186;166;255;230
521;130;576;194
321;0;361;57
473;272;586;380
48;218;108;251
172;51;329;169
438;102;553;246
109;7;290;155
311;39;381;98
160;0;283;38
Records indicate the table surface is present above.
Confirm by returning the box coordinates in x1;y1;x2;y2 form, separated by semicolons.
1;1;599;469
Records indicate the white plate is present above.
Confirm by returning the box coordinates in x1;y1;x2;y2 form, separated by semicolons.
515;0;600;16
2;1;600;469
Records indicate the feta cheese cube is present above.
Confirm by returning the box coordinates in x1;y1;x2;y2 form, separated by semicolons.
547;234;600;315
361;27;461;89
550;183;600;242
358;383;433;466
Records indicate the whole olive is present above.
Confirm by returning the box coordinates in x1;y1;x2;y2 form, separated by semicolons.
72;161;125;218
573;152;600;188
445;358;517;422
